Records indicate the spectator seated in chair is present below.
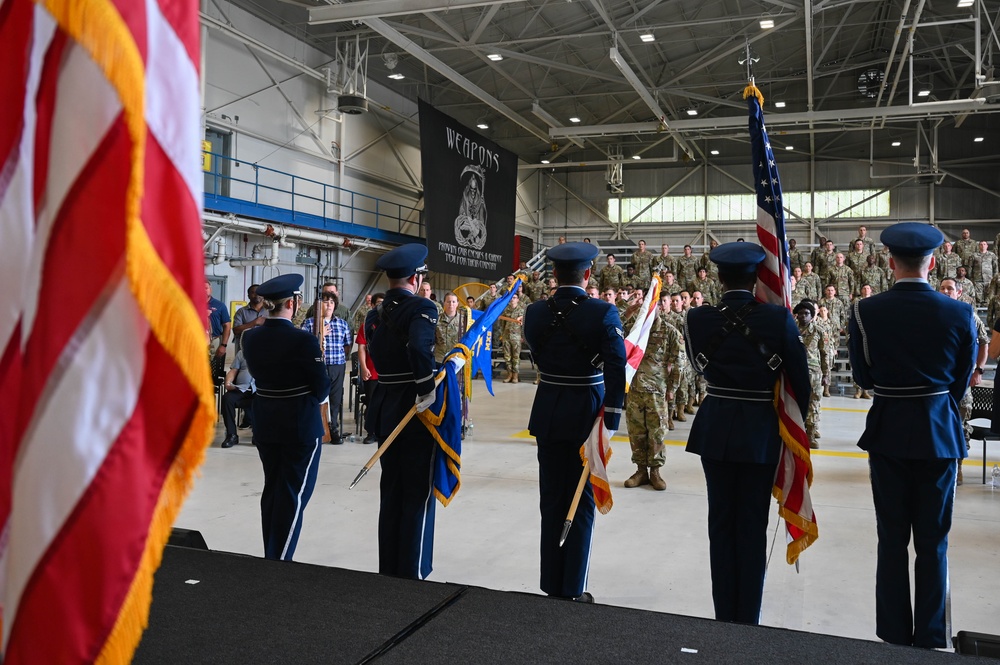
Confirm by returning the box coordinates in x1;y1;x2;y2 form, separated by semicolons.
221;349;255;448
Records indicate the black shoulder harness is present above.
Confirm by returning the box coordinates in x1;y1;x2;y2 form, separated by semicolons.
534;295;606;371
692;301;783;372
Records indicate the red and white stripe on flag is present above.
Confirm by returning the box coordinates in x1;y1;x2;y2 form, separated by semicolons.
580;408;614;514
623;275;663;392
0;0;213;662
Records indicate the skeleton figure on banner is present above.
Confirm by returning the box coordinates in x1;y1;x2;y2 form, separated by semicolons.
455;165;488;250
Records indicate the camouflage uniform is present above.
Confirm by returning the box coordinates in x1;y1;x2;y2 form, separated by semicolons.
986;274;1000;328
815;316;837;393
955;277;978;305
631;248;654;285
936;252;962;281
688;276;720;306
813;249;837;283
954;237;977;268
826;264;854;305
598;263;625;292
662;278;683;295
845;251;868;289
524;276;546;303
969;250;999;305
652;255;677;280
434;311;464;364
501;300;526;378
851;235;877;256
624;311;680;467
799;319;830;448
798;272;823;302
818;296;846;336
860;265;889;294
791;280;811;307
787;246;804;271
960;316;990;446
352;303;372;335
675;255;700;287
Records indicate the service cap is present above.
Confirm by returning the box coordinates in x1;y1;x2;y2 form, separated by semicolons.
377;243;429;279
256;273;303;300
709;242;767;274
880;223;943;258
547;241;599;271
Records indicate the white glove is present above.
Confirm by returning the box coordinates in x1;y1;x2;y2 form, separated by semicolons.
606;430;617;441
415;391;436;413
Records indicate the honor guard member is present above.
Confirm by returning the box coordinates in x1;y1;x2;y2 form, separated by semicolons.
524;242;627;602
848;223;976;648
364;244;440;580
684;242;810;624
241;274;331;561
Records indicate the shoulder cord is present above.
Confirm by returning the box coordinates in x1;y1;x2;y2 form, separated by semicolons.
692;301;783;372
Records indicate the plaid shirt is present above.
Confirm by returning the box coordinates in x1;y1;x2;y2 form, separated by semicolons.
301;316;352;365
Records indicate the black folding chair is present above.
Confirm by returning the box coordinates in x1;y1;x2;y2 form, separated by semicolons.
968;385;1000;484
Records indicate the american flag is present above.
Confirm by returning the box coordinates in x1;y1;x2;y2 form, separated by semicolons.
0;0;212;661
745;83;819;564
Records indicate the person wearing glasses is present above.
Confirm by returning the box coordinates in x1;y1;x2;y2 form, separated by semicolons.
364;244;440;580
241;274;331;561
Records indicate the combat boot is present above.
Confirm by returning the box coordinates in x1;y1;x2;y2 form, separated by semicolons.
675;408;687;422
957;464;964;486
511;372;519;384
624;466;649;488
853;388;861;399
684;397;695;415
861;390;872;399
822;386;831;397
649;467;666;491
534;374;540;385
667;413;675;431
502;371;512;383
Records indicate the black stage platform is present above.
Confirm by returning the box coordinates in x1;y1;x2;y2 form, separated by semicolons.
135;546;985;664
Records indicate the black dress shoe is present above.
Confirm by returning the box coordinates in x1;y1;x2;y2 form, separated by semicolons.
221;434;239;448
363;434;378;445
330;434;344;445
573;592;595;603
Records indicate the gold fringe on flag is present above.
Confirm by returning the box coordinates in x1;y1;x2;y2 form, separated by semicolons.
743;84;765;108
39;0;215;662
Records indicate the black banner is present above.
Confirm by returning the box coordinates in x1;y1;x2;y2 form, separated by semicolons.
419;99;516;281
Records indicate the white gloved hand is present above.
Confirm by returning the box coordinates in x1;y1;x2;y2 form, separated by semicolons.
606;430;617;441
415;391;436;413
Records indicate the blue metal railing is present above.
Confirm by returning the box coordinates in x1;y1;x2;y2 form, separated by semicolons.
202;151;423;240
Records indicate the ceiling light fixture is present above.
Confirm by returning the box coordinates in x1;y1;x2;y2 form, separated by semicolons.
785;145;793;150
639;33;655;43
891;141;901;147
631;154;642;160
477;123;489;129
759;18;775;29
540;158;551;164
487;53;503;61
569;116;581;123
387;73;405;80
710;150;720;155
686;108;698;116
957;0;974;7
917;89;931;97
774;101;786;108
974;136;984;142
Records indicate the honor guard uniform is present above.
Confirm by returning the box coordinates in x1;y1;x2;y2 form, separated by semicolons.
241;274;331;561
684;242;811;624
364;243;440;580
524;242;627;601
848;223;976;648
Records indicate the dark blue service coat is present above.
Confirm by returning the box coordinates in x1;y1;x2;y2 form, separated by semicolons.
848;279;975;648
365;287;439;580
523;285;626;598
242;317;331;561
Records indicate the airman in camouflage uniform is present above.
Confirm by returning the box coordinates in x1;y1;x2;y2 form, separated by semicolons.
851;226;877;256
598;253;625;292
815;304;837;396
352;294;373;334
622;308;681;491
524;271;546;303
688;267;720;308
791;270;810;306
969;240;998;305
798;262;823;302
936;242;962;281
676;245;700;287
653;244;677;279
631;239;654;286
787;238;804;271
794;300;830;449
665;294;693;421
818;285;846;338
813;241;837;283
985;273;1000;328
434;293;464;364
500;293;525;382
845;240;868;293
860;254;889;294
662;271;683;295
955;267;978;306
826;253;854;306
954;228;977;268
699;239;721;280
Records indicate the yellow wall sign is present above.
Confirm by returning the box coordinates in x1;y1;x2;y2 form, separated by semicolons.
202;140;212;171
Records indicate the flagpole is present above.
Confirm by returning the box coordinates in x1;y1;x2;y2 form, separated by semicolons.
349;357;466;489
559;460;591;547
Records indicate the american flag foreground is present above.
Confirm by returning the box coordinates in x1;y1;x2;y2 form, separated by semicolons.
0;0;212;661
745;82;819;564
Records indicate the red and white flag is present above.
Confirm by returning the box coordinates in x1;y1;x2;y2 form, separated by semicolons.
746;83;818;564
0;0;212;661
623;274;662;391
581;274;663;514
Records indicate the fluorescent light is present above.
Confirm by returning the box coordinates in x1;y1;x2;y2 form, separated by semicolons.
917;89;931;97
957;0;974;7
760;18;774;29
774;101;786;108
387;73;405;80
710;150;720;155
477;123;489;129
974;137;985;142
569;116;581;123
785;145;793;150
686;108;698;116
639;33;655;42
487;54;503;61
631;154;642;160
540;158;550;164
891;141;901;147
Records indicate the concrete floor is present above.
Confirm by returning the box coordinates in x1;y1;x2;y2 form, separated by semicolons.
179;375;1000;646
